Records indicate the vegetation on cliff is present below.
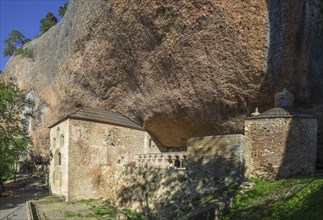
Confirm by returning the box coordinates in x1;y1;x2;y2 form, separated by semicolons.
2;30;30;57
58;2;69;17
39;12;58;35
0;82;33;193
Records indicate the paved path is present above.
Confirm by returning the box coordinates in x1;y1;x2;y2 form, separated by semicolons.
0;203;26;220
0;176;48;220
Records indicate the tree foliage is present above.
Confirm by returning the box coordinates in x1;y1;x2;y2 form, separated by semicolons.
0;82;33;190
59;2;69;17
40;12;58;34
3;30;25;57
22;38;31;46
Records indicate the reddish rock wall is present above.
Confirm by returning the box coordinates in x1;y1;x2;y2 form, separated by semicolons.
2;0;268;153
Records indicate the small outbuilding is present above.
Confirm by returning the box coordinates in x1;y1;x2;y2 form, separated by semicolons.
245;88;318;179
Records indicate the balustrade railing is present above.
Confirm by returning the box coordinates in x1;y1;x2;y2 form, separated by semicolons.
134;152;188;169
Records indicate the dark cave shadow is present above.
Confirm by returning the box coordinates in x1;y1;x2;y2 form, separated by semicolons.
263;0;323;171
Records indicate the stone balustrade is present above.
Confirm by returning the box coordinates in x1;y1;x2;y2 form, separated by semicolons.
134;152;188;169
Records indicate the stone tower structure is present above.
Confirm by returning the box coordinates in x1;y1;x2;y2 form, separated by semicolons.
275;88;294;107
245;89;317;180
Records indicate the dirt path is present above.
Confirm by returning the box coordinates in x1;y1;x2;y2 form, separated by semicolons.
0;176;49;220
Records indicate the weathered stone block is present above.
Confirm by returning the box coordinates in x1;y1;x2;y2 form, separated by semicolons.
187;134;244;181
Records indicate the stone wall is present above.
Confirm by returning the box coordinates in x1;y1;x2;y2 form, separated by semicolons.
245;117;317;180
49;118;159;201
109;167;232;219
67;119;151;201
49;119;70;198
187;134;244;180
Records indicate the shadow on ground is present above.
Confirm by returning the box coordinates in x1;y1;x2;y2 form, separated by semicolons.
0;176;49;211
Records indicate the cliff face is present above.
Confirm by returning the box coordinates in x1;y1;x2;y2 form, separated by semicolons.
266;0;323;164
4;0;322;156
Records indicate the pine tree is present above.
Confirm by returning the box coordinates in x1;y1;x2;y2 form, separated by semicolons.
40;12;58;34
59;2;69;17
2;30;25;57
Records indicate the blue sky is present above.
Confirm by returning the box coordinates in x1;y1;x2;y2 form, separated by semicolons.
0;0;68;71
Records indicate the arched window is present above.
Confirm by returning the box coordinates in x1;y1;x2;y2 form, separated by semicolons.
55;150;61;166
174;155;181;168
58;152;61;165
60;134;64;147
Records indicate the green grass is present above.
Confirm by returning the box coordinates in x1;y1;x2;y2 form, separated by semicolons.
65;199;144;219
222;174;323;220
122;208;145;220
68;198;98;207
64;212;83;218
43;194;64;202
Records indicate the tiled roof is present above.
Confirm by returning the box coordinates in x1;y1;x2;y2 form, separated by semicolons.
248;107;317;119
48;107;144;130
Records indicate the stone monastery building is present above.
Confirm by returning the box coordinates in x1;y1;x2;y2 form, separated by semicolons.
48;107;186;201
49;89;318;201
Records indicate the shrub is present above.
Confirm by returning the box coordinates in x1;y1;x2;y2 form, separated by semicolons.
14;47;34;59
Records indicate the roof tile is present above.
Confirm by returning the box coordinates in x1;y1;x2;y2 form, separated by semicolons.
49;107;144;130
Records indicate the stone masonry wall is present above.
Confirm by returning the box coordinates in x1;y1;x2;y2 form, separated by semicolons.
67;119;150;201
104;167;233;219
49;119;70;198
245;118;317;180
187;134;244;180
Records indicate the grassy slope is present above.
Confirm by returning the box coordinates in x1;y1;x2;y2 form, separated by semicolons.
35;196;143;220
223;174;323;220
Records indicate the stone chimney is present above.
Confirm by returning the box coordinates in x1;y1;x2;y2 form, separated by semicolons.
275;88;294;107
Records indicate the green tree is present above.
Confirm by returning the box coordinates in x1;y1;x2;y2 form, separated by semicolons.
58;2;69;17
0;82;33;194
40;12;58;34
2;30;25;57
22;38;31;46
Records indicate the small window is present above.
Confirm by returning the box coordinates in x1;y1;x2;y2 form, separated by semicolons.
55;150;62;166
149;139;152;147
60;134;64;147
58;152;61;165
278;98;288;107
